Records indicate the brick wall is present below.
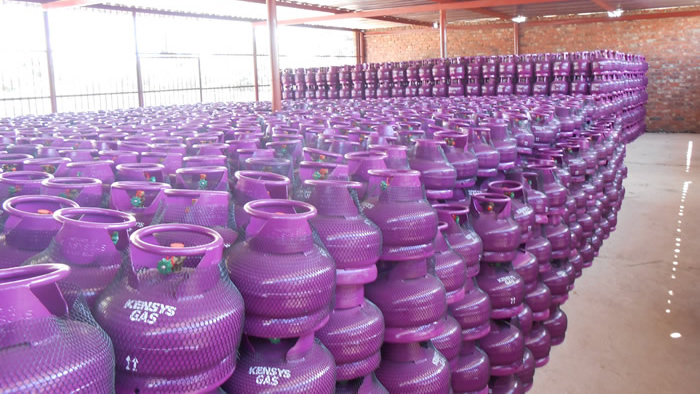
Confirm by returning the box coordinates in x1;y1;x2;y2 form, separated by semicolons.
364;14;700;133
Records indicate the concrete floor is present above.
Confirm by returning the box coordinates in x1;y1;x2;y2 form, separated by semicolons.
534;133;700;394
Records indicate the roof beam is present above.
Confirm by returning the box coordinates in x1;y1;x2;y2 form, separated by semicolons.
237;0;433;27
94;4;358;31
253;0;565;26
470;8;513;20
42;0;102;9
590;0;615;12
429;0;512;21
364;8;700;34
38;0;429;27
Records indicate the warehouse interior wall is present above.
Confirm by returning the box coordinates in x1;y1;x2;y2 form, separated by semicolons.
365;13;700;133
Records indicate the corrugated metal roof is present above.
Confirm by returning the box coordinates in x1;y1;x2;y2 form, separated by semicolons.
100;0;404;29
59;0;700;30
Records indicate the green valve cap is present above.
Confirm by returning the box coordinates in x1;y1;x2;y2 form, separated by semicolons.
130;196;143;207
157;258;173;275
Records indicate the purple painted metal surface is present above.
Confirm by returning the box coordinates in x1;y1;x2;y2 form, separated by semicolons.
25;207;137;309
227;199;335;339
0;264;115;393
94;224;244;393
0;195;78;269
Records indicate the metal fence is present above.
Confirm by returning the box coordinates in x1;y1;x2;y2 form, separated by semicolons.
0;1;356;118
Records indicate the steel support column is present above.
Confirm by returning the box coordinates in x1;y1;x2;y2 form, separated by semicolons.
360;32;366;64
197;57;204;103
439;9;447;58
266;0;281;111
132;11;144;107
513;22;520;55
252;25;260;102
43;11;57;113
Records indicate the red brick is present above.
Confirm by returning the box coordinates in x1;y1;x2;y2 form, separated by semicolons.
364;13;700;133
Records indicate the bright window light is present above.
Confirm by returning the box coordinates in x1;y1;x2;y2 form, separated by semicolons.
607;9;623;18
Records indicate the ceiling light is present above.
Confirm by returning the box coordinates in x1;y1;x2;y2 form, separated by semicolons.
512;15;527;23
607;8;623;18
433;22;439;28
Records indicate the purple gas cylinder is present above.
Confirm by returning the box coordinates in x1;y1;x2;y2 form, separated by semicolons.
40;176;103;207
233;170;291;229
369;144;410;170
362;172;446;344
0;153;33;172
541;257;575;306
175;166;229;191
526;321;552;368
99;150;139;169
336;373;388;394
223;335;336;393
346;151;388;200
480;319;525;377
227;199;335;338
22;157;71;176
306;180;384;383
24;207;136;308
298;161;349;183
516;344;536;391
449;277;492;341
65;160;115;193
469;193;521;263
94;224;245;393
0;170;53;201
523;233;553;318
543;303;568;346
304;180;381;274
512;248;539;295
432;221;468;304
364;254;447;343
0;195;78;269
184;154;227;168
489;374;525;394
408;138;457;199
530;111;558;145
433;130;479;188
110;181;172;227
470;193;525;319
361;169;438;261
314;279;386;381
485;120;517;171
451;339;491;394
0;264;115;392
433;204;482;278
528;164;568;215
508;114;535;155
431;313;463;367
154;189;237;247
304;147;344;163
376;342;451;393
469;128;500;178
488;180;535;244
58;148;98;162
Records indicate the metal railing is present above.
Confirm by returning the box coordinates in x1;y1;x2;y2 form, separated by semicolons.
0;2;355;118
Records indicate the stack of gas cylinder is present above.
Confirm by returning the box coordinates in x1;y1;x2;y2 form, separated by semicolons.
282;66;344;100
0;61;641;392
281;50;648;102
